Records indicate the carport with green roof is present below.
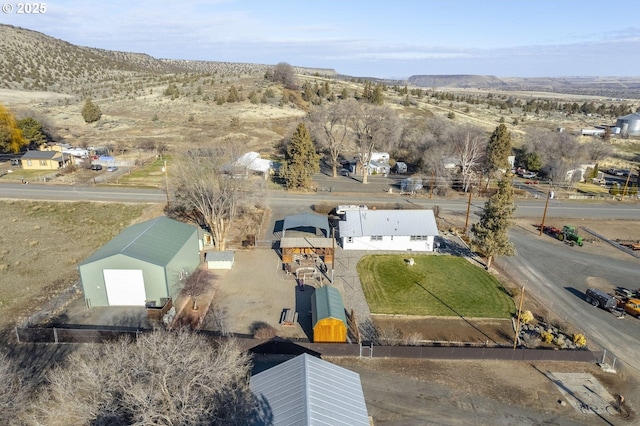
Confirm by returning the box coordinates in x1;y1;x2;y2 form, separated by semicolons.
79;217;200;307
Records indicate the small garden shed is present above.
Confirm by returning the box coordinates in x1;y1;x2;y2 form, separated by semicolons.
311;286;347;343
205;251;234;270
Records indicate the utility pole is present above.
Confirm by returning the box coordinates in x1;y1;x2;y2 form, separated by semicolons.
464;190;472;234
539;189;551;236
163;160;170;207
621;172;632;199
513;286;525;349
429;170;435;199
331;227;335;283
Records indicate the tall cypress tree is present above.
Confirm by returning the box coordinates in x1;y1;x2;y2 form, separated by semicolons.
281;123;320;190
471;175;516;269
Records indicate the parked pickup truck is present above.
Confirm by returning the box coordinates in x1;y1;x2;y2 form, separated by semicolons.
585;288;618;310
624;298;640;318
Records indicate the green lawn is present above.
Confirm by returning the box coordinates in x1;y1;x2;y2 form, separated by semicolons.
357;255;516;318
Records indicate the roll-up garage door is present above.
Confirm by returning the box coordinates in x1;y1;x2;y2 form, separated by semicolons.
103;269;146;306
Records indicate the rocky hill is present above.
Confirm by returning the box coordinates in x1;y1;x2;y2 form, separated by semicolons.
408;74;640;98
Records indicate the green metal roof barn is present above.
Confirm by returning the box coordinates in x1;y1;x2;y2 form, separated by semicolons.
79;217;200;307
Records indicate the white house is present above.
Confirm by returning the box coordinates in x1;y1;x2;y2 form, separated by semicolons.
226;151;273;179
364;151;390;175
338;209;439;251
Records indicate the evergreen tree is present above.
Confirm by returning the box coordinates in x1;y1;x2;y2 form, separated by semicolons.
370;84;384;105
227;85;239;103
17;117;47;146
0;104;27;153
486;124;512;172
471;176;516;269
280;123;320;190
524;151;542;172
81;99;102;123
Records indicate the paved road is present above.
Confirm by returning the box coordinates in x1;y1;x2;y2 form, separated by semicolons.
499;227;640;375
1;181;638;219
0;182;166;203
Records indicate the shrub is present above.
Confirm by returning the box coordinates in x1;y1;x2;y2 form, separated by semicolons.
573;333;587;347
81;98;102;123
541;330;553;344
520;310;534;324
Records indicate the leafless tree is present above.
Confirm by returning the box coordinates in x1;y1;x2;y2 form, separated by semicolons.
308;101;354;177
0;352;31;425
524;128;584;183
351;103;401;184
169;150;245;251
183;268;213;311
33;330;261;425
446;125;486;192
583;138;608;163
271;62;297;89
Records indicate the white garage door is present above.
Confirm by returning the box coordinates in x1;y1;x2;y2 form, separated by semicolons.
103;269;146;306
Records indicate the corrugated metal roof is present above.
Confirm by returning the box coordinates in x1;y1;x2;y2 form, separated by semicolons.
79;217;197;267
250;353;369;426
339;209;438;238
312;286;346;328
283;213;330;238
280;237;333;248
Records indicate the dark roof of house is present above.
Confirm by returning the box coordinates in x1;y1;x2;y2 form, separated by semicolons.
79;217;197;267
283;213;330;238
21;150;61;160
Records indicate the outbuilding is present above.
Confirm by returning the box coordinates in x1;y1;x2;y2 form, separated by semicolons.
339;209;439;251
250;353;369;426
205;251;235;270
79;217;200;307
311;285;347;343
616;112;640;136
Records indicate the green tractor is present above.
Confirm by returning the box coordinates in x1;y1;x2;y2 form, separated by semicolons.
557;225;584;246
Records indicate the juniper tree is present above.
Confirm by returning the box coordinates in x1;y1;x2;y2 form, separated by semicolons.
81;98;102;123
485;123;512;188
471;175;516;269
280;123;319;190
17;117;47;147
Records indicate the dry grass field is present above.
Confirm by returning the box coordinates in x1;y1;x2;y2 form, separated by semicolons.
0;201;155;328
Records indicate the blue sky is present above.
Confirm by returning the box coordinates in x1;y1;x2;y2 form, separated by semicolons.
2;0;640;78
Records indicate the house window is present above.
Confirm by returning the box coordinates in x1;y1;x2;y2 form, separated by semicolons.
27;160;32;166
410;236;428;241
370;235;383;241
40;160;47;166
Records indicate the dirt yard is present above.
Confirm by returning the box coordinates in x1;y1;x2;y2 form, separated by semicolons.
372;316;516;345
330;356;637;425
